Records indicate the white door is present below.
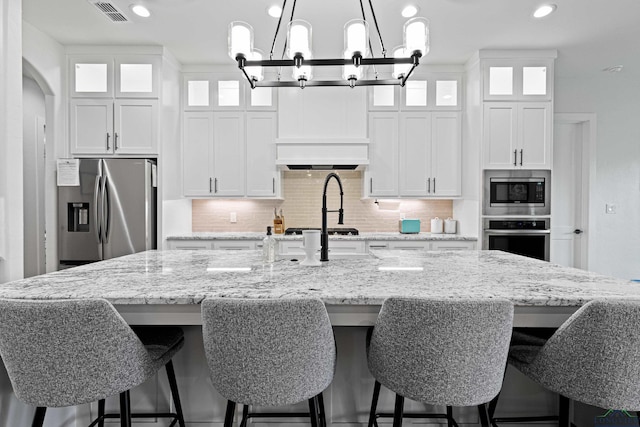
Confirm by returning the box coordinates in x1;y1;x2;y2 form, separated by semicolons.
70;99;113;155
368;112;398;197
246;112;278;197
114;99;158;154
483;102;517;169
183;112;214;196
431;112;461;196
519;102;551;169
399;112;430;196
551;115;595;269
213;112;245;196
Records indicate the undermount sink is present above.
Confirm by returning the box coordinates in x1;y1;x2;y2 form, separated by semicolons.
280;252;374;261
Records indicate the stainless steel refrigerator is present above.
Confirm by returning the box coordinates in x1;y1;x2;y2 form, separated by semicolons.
58;158;156;266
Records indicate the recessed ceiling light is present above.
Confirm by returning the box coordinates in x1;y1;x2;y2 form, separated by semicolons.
401;5;418;18
268;5;282;18
130;4;151;18
603;65;624;73
533;4;556;18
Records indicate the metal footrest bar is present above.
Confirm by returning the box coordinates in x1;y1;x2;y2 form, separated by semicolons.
95;412;180;427
493;416;559;423
376;412;460;427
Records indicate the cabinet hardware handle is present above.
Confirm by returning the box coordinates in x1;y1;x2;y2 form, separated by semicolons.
106;133;111;150
114;133;119;150
433;177;436;193
513;149;517;166
520;149;523;166
272;177;275;194
215;178;218;193
209;177;213;193
370;177;373;193
427;178;431;193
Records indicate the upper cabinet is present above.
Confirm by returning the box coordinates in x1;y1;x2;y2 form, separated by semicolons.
482;58;554;102
70;55;160;99
183;73;277;111
369;74;462;111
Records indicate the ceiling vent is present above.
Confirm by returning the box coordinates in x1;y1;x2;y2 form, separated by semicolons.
88;1;130;23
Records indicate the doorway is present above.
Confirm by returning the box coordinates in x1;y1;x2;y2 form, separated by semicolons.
551;113;596;270
22;70;47;277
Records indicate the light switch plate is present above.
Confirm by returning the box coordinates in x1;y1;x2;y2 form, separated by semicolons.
230;212;237;223
605;204;617;214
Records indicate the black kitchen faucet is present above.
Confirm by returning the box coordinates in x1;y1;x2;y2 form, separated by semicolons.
321;173;344;262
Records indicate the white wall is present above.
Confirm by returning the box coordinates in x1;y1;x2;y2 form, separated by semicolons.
22;75;45;278
555;74;640;279
22;21;66;272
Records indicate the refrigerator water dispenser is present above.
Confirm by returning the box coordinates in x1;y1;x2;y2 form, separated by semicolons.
68;203;90;232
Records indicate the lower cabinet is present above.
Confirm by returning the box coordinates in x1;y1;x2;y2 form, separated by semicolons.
167;240;260;250
370;240;477;250
167;240;213;250
279;240;367;257
431;241;476;250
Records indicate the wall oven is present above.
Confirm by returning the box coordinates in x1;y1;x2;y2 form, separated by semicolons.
483;218;550;261
483;170;551;216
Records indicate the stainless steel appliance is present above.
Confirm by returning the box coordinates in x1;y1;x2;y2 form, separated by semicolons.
58;158;156;265
483;170;551;216
483;218;550;261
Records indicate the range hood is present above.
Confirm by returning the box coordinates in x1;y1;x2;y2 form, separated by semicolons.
275;138;369;170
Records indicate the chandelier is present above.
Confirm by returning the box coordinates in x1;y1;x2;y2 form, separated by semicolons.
227;0;429;89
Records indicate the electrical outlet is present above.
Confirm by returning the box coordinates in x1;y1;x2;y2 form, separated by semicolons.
230;212;237;223
605;204;617;214
399;212;406;220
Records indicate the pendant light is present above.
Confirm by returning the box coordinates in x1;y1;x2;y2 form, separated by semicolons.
403;17;429;57
228;21;254;60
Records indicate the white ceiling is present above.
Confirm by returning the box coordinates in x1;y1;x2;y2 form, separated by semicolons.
22;0;640;77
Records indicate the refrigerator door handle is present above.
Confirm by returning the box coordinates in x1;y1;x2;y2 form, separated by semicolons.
94;176;102;244
103;176;111;244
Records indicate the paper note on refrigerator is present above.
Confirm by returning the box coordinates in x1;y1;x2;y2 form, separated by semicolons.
57;159;80;186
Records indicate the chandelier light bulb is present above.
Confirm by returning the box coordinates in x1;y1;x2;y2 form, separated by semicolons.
287;20;313;59
343;52;363;83
293;64;313;82
392;46;411;79
344;19;369;58
245;49;264;82
228;21;254;60
403;17;429;56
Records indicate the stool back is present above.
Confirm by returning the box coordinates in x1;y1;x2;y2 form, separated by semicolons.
0;298;157;407
367;298;514;406
201;298;336;407
525;299;640;410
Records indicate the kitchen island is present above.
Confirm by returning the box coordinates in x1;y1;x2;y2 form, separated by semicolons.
1;249;637;426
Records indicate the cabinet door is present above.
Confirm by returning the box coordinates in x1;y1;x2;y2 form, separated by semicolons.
483;103;518;169
168;240;212;250
70;99;113;155
115;56;160;98
519;102;551;169
431;241;476;250
399;113;430;197
183;112;214;196
431;112;461;196
113;99;158;154
246;112;278;197
368;113;398;197
213;112;245;196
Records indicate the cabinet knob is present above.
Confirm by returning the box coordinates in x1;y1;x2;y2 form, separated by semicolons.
574;229;584;235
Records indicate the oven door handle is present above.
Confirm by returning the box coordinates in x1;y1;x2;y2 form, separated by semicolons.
483;229;551;234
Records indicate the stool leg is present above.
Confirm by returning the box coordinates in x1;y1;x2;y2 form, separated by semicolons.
392;394;405;427
558;395;570;427
368;380;382;427
447;406;454;427
317;392;327;427
478;404;490;427
98;399;105;427
119;390;132;427
224;400;237;427
239;404;249;427
166;360;186;427
32;407;46;427
308;395;320;427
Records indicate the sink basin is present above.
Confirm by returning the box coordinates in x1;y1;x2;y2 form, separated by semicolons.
279;253;374;261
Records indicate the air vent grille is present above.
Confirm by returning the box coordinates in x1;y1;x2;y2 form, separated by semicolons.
90;1;130;23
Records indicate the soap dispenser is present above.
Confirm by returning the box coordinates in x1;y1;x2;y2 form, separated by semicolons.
262;226;276;263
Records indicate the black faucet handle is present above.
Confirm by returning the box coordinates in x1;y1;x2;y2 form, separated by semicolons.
338;209;344;225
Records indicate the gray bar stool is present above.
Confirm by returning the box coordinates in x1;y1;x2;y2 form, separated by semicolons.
201;298;336;427
491;299;640;427
0;298;186;427
366;298;514;427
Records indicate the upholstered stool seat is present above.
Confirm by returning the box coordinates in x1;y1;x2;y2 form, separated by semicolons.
366;298;514;427
0;298;186;427
491;300;640;427
201;298;336;427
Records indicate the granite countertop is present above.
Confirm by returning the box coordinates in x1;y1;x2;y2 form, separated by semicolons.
0;249;635;306
166;232;477;241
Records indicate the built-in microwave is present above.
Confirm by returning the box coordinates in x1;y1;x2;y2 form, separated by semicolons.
483;170;551;216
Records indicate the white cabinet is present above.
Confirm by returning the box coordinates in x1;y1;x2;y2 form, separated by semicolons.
167;240;212;250
398;112;461;197
70;99;158;155
483;59;554;102
212;240;258;250
367;113;399;197
387;241;430;250
483;102;551;169
430;241;476;250
246;112;279;197
183;112;279;198
278;240;367;257
213;112;245;196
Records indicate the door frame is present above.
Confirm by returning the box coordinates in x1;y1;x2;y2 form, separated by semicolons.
554;113;597;270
